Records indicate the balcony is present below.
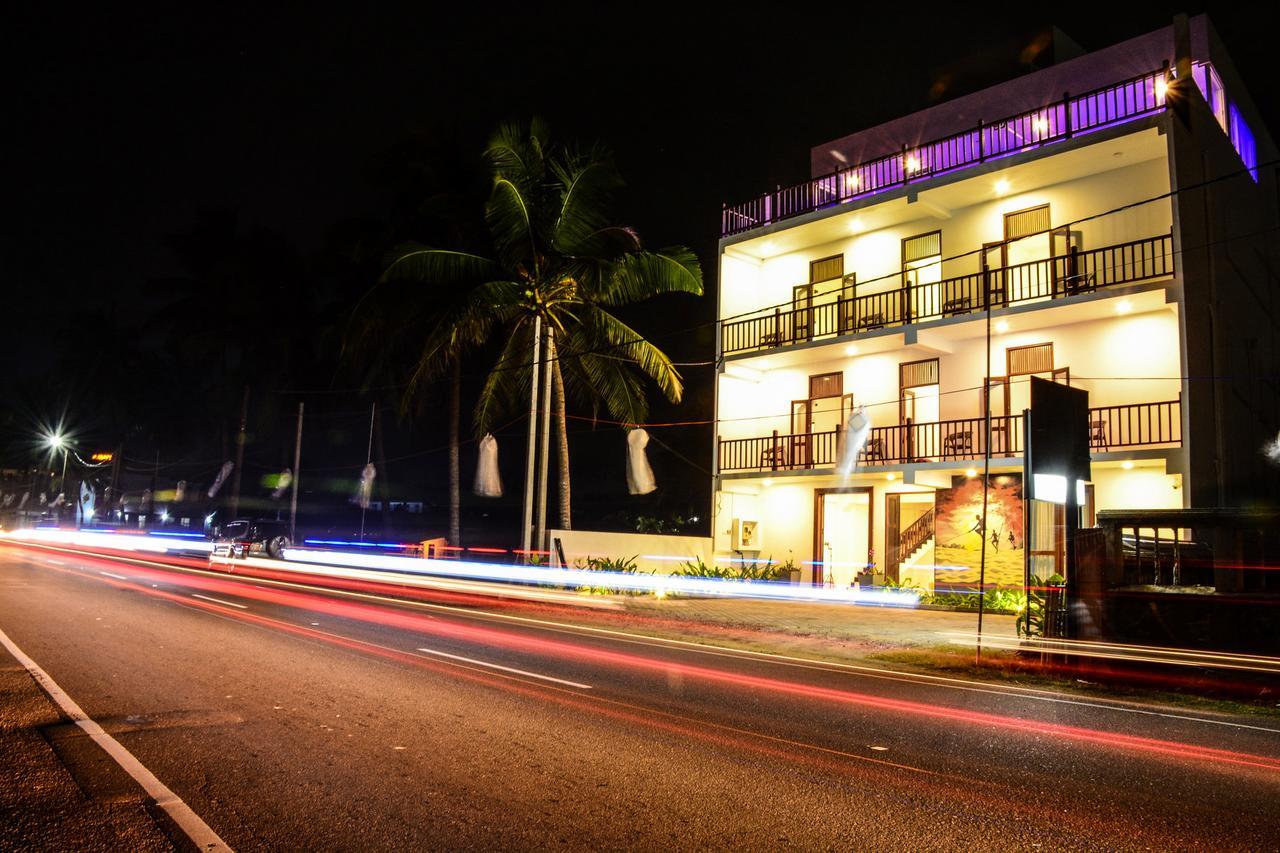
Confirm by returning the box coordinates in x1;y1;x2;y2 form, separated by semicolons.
718;398;1181;474
721;68;1169;238
721;232;1173;357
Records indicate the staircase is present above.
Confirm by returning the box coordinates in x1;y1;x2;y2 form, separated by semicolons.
897;507;936;570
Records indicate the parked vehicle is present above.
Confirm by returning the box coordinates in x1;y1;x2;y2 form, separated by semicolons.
210;519;291;561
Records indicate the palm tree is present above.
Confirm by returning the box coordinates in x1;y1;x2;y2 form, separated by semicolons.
381;119;702;531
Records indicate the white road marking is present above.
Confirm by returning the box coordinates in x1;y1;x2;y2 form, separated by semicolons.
46;559;65;565
99;571;128;580
415;647;592;690
190;594;247;610
0;625;232;852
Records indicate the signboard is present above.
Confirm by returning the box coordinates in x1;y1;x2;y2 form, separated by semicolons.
91;452;114;463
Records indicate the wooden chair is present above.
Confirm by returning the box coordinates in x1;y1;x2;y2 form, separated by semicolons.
942;431;973;456
942;295;971;316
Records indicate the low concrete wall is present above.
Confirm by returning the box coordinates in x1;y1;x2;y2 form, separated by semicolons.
548;529;712;575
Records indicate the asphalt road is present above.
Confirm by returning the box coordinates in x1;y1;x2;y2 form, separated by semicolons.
2;542;1278;851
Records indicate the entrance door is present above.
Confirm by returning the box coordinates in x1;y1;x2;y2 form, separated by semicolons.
814;487;873;588
792;285;813;343
790;400;810;468
985;375;1011;454
982;242;1006;308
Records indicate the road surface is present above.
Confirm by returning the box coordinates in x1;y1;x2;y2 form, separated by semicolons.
2;542;1278;850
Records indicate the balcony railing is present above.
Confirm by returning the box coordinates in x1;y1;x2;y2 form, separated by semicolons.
721;68;1169;237
718;399;1181;473
721;232;1173;356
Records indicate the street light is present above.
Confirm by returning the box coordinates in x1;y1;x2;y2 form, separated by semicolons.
46;433;69;517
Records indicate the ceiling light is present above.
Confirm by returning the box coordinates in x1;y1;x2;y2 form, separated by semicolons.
1121;460;1135;470
965;468;978;478
885;473;897;481
994;178;1010;195
995;319;1009;333
1116;299;1132;315
762;478;773;487
845;345;859;356
760;241;776;256
904;155;921;173
849;217;864;232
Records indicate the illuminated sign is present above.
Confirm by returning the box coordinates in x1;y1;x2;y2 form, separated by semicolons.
91;452;114;463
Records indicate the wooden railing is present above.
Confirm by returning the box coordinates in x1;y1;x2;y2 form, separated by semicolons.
721;68;1168;237
899;507;936;562
721;232;1174;356
719;399;1181;473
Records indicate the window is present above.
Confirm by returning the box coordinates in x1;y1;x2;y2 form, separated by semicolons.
1003;204;1051;240
902;231;941;265
809;372;843;399
809;254;844;284
899;358;940;423
899;358;939;389
1007;343;1054;376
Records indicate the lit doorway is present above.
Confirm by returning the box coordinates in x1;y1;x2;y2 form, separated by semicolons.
814;487;873;588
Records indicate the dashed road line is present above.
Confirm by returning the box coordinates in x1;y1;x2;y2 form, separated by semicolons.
415;647;592;690
191;594;248;610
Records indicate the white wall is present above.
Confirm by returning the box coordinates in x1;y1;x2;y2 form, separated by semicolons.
548;529;711;575
1091;466;1183;511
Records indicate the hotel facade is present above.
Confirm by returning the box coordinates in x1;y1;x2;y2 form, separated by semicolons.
710;16;1277;591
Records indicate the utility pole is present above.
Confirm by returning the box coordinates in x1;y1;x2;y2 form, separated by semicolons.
358;402;375;541
520;315;543;561
229;385;250;519
290;401;304;542
534;326;554;556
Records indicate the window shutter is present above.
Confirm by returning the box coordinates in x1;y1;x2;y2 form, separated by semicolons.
1008;343;1054;376
899;358;939;389
808;372;843;399
1004;205;1051;240
809;255;844;283
902;231;941;264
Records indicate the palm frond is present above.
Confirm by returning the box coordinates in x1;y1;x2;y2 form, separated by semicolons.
485;179;538;273
550;156;622;254
380;244;502;285
473;317;536;436
592;247;704;306
568;306;684;403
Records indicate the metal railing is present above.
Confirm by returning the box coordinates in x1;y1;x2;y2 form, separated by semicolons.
719;399;1180;473
721;68;1168;237
721;232;1173;356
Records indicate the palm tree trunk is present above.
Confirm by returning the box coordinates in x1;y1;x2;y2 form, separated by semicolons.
448;358;461;546
551;344;571;530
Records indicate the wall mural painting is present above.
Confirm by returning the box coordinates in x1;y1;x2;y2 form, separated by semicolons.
933;474;1024;590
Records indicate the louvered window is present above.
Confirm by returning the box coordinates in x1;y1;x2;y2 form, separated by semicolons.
1004;205;1051;240
809;254;844;283
1007;343;1054;376
808;372;843;399
899;358;939;389
902;231;942;264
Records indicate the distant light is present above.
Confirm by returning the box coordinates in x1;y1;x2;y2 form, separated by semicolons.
1121;460;1135;470
994;178;1010;195
845;174;860;190
1032;117;1049;135
1155;76;1169;102
46;433;65;450
904;155;921;173
1116;299;1133;315
845;345;859;356
965;468;978;478
995;319;1009;333
689;516;699;523
160;511;170;522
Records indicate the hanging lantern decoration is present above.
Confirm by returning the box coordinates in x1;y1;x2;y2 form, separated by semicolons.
474;434;502;497
174;480;187;503
79;481;95;520
270;469;292;500
356;463;376;509
836;406;872;475
626;429;657;496
207;461;234;498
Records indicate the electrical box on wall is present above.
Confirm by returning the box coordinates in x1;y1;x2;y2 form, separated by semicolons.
731;518;762;551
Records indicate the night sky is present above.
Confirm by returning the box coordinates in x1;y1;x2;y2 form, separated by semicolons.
8;3;1274;540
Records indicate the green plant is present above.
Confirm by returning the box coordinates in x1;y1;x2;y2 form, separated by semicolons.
571;554;645;595
1017;574;1066;637
675;556;735;579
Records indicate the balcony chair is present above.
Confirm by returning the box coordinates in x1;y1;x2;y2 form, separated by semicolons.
1060;271;1096;295
941;295;971;316
1089;418;1107;447
862;437;885;462
857;312;886;331
942;431;974;456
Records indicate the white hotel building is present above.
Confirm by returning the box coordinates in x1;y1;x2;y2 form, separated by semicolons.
710;15;1276;591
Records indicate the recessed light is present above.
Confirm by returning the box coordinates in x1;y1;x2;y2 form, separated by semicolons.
995;319;1009;333
1116;299;1132;315
760;241;776;255
965;468;978;478
994;178;1010;195
849;216;864;232
885;473;897;481
1121;460;1135;470
845;345;859;356
762;478;773;486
